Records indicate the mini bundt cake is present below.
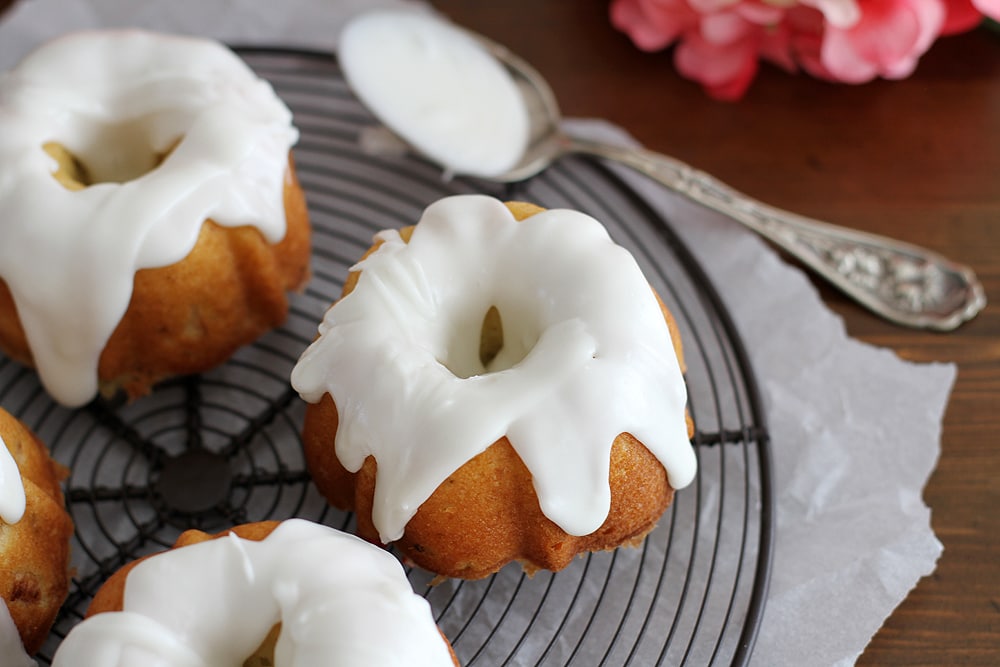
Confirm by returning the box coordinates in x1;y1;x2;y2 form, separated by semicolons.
292;195;696;579
60;519;458;666
0;407;73;658
0;30;311;407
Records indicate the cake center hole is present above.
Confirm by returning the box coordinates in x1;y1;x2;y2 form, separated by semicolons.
154;449;232;515
479;305;504;368
243;624;281;667
44;121;179;188
442;304;538;379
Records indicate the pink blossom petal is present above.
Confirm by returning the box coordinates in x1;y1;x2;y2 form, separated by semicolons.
846;0;920;63
783;7;834;77
687;0;743;14
908;0;947;51
610;0;682;50
736;2;788;25
785;4;829;31
758;24;799;71
675;33;760;99
972;0;1000;19
700;12;757;42
940;0;987;32
821;0;943;82
637;0;702;33
801;0;863;27
821;33;886;81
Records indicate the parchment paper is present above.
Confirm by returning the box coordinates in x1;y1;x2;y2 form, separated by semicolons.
0;2;952;664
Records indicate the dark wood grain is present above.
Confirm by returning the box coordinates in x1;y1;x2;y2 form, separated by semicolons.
2;0;997;663
427;1;1000;664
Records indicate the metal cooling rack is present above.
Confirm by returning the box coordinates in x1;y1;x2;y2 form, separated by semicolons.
7;48;773;665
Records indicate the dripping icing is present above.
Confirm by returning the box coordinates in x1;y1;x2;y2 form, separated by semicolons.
52;519;454;666
0;434;26;525
291;195;696;542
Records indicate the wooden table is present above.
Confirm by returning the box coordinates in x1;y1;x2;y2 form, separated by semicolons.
2;0;997;663
430;2;1000;664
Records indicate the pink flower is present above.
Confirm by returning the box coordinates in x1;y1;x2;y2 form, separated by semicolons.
610;0;996;100
942;0;1000;32
815;0;945;82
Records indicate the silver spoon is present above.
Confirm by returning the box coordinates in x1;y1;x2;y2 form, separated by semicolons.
362;29;986;331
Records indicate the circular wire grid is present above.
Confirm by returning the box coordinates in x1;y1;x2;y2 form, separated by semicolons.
7;48;773;666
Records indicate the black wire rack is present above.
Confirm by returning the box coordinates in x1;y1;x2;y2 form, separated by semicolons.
7;49;773;666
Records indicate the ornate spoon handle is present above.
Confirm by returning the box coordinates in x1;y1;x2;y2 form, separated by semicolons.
567;135;986;331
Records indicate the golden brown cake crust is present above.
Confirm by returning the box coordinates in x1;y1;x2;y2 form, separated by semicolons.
0;156;312;401
87;520;460;666
301;201;694;580
0;408;73;655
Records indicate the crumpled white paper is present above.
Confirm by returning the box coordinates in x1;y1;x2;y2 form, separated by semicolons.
584;122;952;665
0;2;952;665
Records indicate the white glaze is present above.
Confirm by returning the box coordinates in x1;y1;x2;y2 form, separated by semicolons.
291;195;696;541
52;519;454;667
0;599;35;667
0;30;298;407
0;433;26;525
339;9;529;178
